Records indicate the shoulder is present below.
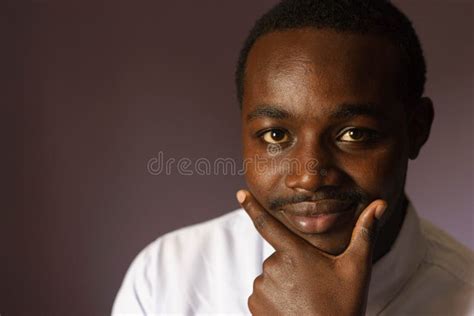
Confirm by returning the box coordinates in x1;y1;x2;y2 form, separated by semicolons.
419;217;474;287
149;207;251;254
381;214;474;315
161;207;251;240
130;207;252;269
112;208;256;314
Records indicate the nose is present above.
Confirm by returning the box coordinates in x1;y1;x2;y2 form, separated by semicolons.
284;135;342;193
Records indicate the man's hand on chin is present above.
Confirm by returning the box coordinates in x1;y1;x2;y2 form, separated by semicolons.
236;189;387;316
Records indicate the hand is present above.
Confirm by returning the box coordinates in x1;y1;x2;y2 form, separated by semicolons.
236;190;387;316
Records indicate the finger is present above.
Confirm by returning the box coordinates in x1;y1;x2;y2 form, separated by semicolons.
343;199;387;264
236;189;308;252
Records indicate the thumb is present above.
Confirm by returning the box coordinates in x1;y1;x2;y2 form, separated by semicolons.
344;199;387;263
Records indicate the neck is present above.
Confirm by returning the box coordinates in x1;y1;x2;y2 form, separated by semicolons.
372;193;408;263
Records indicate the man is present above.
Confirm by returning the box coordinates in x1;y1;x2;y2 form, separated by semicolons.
112;0;474;315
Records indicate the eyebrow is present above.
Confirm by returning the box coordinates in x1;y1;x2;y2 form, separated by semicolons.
246;102;387;122
329;102;387;121
246;104;292;121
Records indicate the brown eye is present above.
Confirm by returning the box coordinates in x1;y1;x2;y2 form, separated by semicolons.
338;128;378;142
262;129;289;144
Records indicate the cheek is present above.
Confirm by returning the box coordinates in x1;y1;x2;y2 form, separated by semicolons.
243;141;285;206
346;143;408;200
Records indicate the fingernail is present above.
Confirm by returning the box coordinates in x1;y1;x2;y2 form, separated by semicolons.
236;190;246;204
375;203;387;220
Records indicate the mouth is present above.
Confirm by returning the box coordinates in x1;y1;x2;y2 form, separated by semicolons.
280;199;357;234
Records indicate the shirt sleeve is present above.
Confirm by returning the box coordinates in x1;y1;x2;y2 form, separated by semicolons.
111;241;159;316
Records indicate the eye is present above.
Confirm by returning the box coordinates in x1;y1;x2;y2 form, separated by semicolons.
338;128;379;142
261;129;290;144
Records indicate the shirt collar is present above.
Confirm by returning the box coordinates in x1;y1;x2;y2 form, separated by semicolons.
367;197;427;314
262;197;427;315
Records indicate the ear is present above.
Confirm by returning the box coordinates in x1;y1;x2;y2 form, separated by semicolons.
407;97;435;160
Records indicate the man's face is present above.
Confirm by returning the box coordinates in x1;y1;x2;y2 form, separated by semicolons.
241;28;411;255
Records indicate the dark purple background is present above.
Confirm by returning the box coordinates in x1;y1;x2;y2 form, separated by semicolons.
2;1;472;315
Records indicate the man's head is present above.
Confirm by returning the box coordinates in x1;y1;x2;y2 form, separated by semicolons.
237;0;434;255
236;0;427;105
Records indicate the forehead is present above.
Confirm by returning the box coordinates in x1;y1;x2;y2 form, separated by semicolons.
243;28;403;118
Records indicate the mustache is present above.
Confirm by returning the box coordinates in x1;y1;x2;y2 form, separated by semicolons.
268;187;368;211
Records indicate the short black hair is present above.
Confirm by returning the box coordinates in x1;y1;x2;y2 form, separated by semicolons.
235;0;426;106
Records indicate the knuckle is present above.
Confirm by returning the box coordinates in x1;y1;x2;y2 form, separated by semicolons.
247;294;256;312
359;225;376;243
279;252;296;268
262;257;272;271
253;212;268;231
253;274;264;291
262;252;285;273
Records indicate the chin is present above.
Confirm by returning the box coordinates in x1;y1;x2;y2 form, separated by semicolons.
314;239;351;256
277;212;355;255
303;232;352;255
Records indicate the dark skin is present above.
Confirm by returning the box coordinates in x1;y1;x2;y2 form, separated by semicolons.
236;28;434;315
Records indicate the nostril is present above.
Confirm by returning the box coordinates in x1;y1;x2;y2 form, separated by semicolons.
284;170;326;192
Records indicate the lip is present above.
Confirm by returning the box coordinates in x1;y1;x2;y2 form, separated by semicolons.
280;200;356;234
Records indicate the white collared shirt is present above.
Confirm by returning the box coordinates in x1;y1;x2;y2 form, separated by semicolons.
112;199;474;315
